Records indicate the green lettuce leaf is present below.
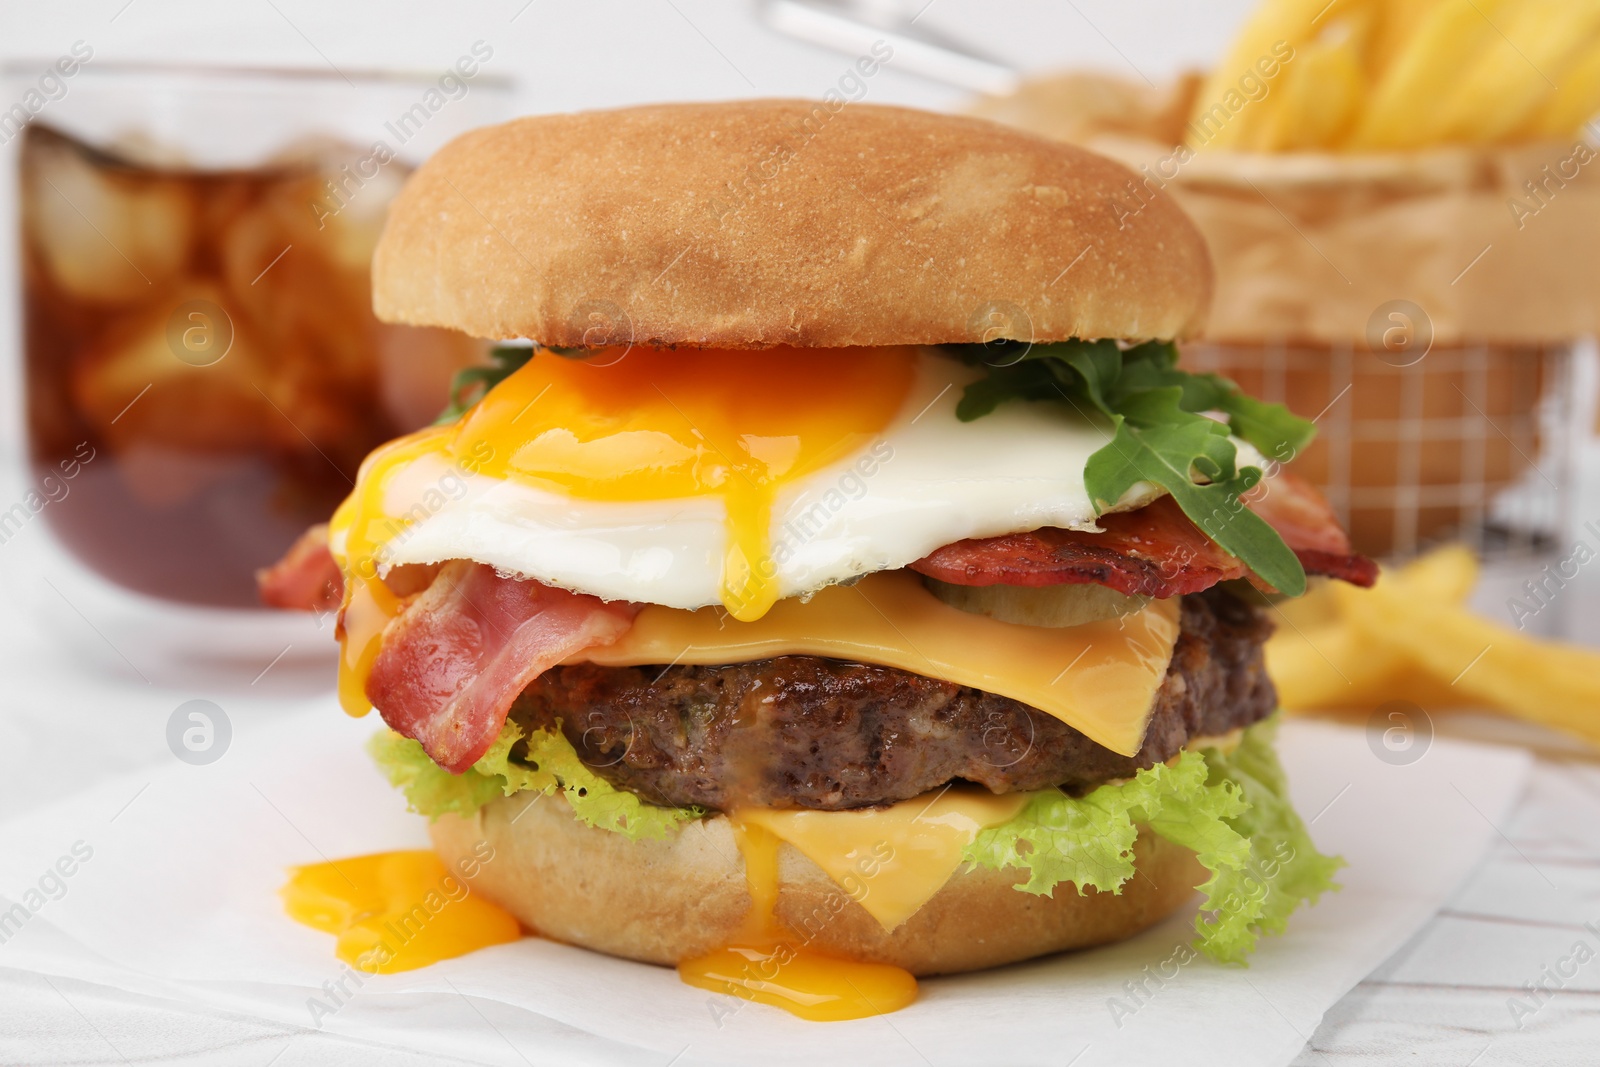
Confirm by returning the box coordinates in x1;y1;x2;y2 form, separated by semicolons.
434;344;597;425
963;718;1340;962
1195;719;1345;960
948;339;1313;596
372;715;1335;959
433;344;535;424
515;727;703;840
368;728;504;819
368;722;702;842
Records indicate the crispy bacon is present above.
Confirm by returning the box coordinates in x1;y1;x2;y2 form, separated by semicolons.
365;561;640;773
256;524;342;612
911;471;1376;595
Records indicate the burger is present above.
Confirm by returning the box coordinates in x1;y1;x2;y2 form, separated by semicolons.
261;100;1376;1020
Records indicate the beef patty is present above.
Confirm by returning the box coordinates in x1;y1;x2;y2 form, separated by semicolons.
509;586;1275;812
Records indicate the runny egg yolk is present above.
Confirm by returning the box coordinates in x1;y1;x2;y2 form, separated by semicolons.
280;851;522;974
328;345;919;716
676;822;920;1022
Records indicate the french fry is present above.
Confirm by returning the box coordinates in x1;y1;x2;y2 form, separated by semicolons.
1336;579;1600;745
1266;616;1415;709
1271;545;1514;715
1522;37;1600;138
1192;0;1361;148
1230;89;1291;152
1205;0;1600;152
1430;0;1600;144
1384;541;1478;602
1254;15;1370;149
1275;543;1473;633
1269;596;1466;711
1272;582;1341;630
1266;621;1363;708
1346;0;1509;149
1366;0;1449;81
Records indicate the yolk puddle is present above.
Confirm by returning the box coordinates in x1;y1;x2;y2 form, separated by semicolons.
281;850;521;974
677;822;919;1022
327;345;918;714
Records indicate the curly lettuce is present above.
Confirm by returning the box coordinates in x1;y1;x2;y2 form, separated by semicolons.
373;715;1335;959
368;721;702;842
963;718;1341;962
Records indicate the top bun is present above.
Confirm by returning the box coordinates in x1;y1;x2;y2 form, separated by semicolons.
373;100;1212;348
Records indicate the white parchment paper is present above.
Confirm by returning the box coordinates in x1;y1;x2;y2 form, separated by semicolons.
0;705;1530;1067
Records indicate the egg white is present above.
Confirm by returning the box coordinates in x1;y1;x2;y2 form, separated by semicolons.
350;350;1260;609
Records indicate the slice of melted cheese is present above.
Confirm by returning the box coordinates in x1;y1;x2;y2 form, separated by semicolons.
575;570;1181;758
738;789;1033;931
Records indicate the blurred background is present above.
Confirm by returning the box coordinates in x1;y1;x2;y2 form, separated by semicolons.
2;0;1599;746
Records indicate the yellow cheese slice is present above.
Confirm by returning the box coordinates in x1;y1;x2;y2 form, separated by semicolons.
737;788;1033;931
577;570;1180;757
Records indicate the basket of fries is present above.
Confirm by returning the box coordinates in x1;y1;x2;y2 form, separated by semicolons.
972;0;1600;560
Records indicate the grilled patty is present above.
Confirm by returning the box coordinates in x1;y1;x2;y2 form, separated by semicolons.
509;586;1275;812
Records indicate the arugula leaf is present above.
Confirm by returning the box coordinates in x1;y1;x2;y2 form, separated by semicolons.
948;340;1313;595
1086;409;1306;596
963;717;1340;962
1213;388;1316;462
434;344;535;424
368;722;702;842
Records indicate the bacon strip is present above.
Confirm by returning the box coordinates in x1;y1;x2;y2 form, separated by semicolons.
911;471;1376;595
365;561;640;772
256;524;342;612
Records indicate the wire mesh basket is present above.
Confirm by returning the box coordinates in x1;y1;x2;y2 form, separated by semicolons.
1182;341;1577;561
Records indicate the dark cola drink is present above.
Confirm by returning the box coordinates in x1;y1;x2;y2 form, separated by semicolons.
18;124;479;607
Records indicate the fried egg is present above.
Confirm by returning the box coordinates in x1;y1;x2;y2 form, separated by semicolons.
328;346;1256;617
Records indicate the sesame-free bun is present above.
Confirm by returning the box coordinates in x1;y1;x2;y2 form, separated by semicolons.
374;101;1213;349
429;793;1204;976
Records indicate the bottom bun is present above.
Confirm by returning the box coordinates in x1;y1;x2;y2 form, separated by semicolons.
431;793;1205;976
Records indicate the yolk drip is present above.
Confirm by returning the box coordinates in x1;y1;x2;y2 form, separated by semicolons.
328;430;447;716
676;823;920;1022
281;850;521;974
326;345;918;713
